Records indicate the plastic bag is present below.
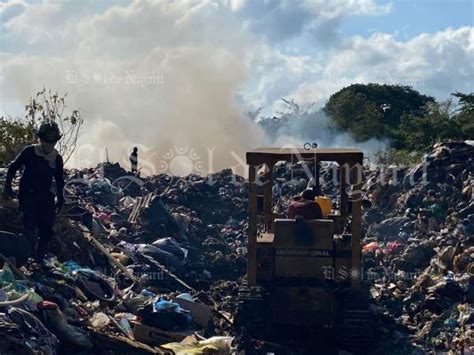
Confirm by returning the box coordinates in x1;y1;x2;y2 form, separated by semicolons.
162;336;234;355
362;242;380;253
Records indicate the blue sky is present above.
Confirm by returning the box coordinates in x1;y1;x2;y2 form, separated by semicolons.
342;0;473;39
0;0;472;168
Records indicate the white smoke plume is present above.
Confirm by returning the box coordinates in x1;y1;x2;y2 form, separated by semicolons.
257;103;388;161
1;1;471;175
0;1;266;176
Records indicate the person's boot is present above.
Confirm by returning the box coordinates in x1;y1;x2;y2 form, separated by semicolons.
35;242;47;263
27;238;39;263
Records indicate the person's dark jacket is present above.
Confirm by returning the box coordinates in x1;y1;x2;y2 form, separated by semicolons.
287;199;323;220
4;145;64;200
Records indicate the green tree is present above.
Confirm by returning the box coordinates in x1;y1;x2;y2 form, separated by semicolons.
451;92;474;138
0;88;83;165
0;117;36;165
397;100;463;151
324;83;435;147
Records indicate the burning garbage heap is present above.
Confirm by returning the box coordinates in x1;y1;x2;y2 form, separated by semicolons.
0;141;472;354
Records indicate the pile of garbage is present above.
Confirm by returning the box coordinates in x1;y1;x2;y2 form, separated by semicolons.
361;141;473;353
0;141;472;354
0;164;247;354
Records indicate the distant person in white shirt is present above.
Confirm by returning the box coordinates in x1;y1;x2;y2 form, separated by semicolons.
129;147;138;174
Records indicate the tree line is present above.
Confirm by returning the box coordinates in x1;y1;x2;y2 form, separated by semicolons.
323;83;473;151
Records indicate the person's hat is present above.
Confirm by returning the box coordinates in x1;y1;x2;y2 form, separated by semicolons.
36;121;62;143
300;189;316;200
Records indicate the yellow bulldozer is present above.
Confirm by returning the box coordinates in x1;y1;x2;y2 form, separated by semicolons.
235;147;372;351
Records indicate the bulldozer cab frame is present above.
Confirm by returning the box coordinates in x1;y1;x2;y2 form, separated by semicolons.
246;147;364;288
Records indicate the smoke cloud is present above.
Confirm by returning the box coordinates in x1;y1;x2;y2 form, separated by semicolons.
258;104;388;162
1;1;470;175
0;1;266;176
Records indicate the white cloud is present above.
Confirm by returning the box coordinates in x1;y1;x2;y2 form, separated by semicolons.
231;0;392;43
0;0;26;23
240;26;473;116
0;0;472;169
322;27;473;103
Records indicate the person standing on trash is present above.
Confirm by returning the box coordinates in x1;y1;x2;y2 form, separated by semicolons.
2;121;65;261
129;146;138;174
